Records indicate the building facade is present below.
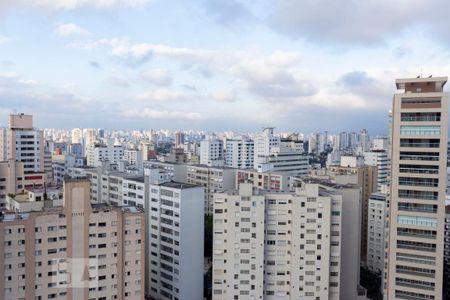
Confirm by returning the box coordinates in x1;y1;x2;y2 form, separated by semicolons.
5;113;44;174
0;178;145;300
200;139;224;166
225;138;254;169
213;183;342;299
146;181;204;300
185;164;235;215
385;77;448;299
367;192;388;273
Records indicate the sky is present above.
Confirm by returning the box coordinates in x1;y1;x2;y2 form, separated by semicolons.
1;0;450;134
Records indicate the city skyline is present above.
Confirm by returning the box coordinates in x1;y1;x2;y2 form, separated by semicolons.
2;1;450;133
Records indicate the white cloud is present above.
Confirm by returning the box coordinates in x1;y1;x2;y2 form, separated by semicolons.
141;69;172;86
270;0;450;45
138;89;182;102
108;77;130;87
124;108;204;120
4;0;150;10
0;36;10;45
55;23;90;37
95;38;218;66
210;90;237;102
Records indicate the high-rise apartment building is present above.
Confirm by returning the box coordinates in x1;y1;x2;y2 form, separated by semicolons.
225;138;254;169
0;127;7;161
213;182;342;299
71;128;82;144
74;163;145;206
329;158;378;264
6;113;44;174
175;132;185;148
254;127;280;165
200;138;224;166
185;164;235;215
86;142;124;167
385;77;448;299
213;180;367;299
146;179;204;300
364;149;390;192
254;128;309;176
367;192;387;273
123;148;143;168
0;178;145;300
236;169;289;191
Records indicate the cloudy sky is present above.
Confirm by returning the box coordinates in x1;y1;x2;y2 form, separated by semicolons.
1;0;450;134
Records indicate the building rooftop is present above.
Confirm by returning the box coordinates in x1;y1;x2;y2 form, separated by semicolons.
302;177;357;189
396;76;447;89
160;181;199;189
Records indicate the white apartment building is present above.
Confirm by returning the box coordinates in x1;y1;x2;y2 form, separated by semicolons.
124;148;143;168
86;142;124;167
71;128;82;144
254;128;309;176
5;113;44;174
280;138;304;153
364;150;390;192
225;138;254;169
200;139;224;166
143;161;187;182
0;178;145;300
367;192;388;273
372;138;388;151
185;164;236;215
213;182;345;299
146;180;204;300
76;164;145;206
254;127;280;167
256;152;309;176
236;169;289;191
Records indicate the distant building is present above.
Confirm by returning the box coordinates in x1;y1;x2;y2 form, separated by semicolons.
86;141;124;167
175;132;185;148
225;138;254;169
200;138;224;166
5;113;44;174
364;150;389;192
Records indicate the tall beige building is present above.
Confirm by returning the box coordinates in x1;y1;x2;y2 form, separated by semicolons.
328;160;378;264
6;113;44;174
385;77;448;299
0;178;145;300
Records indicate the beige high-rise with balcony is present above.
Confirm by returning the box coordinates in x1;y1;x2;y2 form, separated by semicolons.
385;77;448;299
